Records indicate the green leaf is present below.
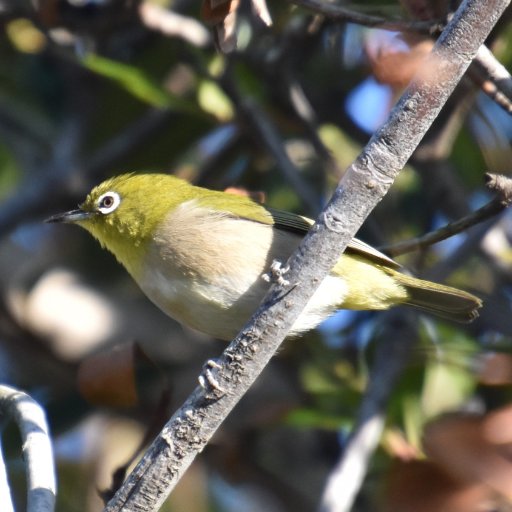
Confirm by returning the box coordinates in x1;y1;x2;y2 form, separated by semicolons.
285;407;352;430
197;79;234;121
82;53;199;114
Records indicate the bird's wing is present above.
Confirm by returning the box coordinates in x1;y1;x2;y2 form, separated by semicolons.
267;208;401;269
202;192;401;269
345;237;401;268
266;208;313;234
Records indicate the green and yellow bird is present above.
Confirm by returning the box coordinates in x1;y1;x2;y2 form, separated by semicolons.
47;173;482;340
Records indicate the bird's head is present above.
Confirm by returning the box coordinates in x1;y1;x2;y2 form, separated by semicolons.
47;173;194;275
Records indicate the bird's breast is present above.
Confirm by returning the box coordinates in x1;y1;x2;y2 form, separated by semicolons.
134;202;348;340
136;204;285;339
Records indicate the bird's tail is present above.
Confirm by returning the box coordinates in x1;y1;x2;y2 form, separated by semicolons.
387;270;482;323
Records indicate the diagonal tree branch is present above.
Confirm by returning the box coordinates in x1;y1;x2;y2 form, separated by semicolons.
103;1;510;510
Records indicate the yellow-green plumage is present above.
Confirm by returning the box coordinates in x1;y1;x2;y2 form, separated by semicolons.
47;173;482;340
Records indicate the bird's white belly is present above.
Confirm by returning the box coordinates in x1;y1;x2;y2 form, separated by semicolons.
138;265;264;339
139;265;347;340
137;204;348;340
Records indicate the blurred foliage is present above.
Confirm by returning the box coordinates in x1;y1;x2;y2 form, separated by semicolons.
0;0;512;511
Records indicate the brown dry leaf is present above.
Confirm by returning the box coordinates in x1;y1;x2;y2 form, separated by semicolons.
201;0;271;25
33;0;60;27
201;0;240;26
201;0;239;52
483;404;512;445
424;413;512;499
382;460;494;512
201;0;271;53
77;343;139;408
224;186;266;203
366;34;434;89
477;352;512;386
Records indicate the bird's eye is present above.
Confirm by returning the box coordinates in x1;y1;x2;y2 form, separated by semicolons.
97;191;121;214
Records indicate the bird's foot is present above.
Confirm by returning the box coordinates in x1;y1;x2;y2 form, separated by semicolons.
198;358;226;396
262;259;290;286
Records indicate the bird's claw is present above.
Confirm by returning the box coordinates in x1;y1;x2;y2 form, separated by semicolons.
198;359;226;395
262;259;290;286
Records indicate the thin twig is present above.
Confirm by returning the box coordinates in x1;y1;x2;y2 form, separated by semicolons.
288;0;444;34
470;45;512;114
241;97;322;213
381;173;512;257
287;78;345;180
103;1;509;510
0;385;56;512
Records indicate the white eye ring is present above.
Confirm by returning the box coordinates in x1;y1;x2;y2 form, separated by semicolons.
97;191;121;214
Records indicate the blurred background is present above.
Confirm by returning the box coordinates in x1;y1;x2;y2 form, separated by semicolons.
1;1;512;511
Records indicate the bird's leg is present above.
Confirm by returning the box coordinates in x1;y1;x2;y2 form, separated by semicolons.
198;358;226;395
261;259;290;286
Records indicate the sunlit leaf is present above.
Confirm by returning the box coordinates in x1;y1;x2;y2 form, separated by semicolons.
197;79;234;121
285;407;352;430
82;53;200;114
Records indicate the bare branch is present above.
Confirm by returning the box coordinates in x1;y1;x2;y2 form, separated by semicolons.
471;45;512;114
382;173;512;257
286;78;345;179
288;0;443;34
0;385;56;512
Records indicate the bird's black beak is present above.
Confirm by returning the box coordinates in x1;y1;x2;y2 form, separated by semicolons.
45;209;93;224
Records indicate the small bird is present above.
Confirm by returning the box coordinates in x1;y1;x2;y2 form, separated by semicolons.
47;173;482;340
